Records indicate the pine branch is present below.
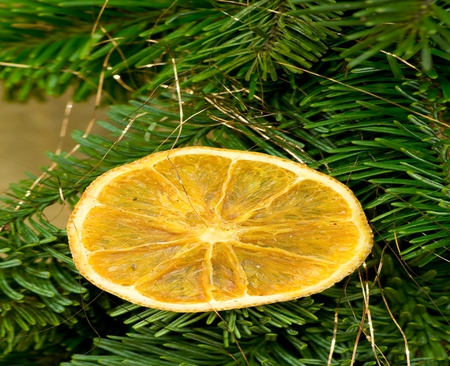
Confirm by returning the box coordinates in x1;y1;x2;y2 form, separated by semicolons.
290;0;450;71
2;65;449;362
0;0;339;102
0;1;450;365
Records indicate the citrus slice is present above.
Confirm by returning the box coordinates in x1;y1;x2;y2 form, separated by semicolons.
67;147;373;312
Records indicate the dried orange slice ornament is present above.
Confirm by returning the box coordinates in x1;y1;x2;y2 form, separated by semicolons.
67;147;373;312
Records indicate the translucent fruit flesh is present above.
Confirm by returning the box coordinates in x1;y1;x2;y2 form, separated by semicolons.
68;147;373;312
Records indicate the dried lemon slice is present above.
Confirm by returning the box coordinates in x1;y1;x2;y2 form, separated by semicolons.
67;147;373;312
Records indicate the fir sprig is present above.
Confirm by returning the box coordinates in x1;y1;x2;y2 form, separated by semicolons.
1;1;450;365
0;0;340;102
290;0;450;71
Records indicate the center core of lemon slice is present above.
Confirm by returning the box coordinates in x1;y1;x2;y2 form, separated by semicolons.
199;226;234;244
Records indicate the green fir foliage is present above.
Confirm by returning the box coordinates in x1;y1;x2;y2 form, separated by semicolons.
0;0;449;365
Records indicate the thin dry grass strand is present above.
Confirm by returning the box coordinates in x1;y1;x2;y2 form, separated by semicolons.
143;0;178;42
169;47;184;149
198;58;307;159
204;96;307;164
345;268;388;366
380;50;421;72
276;62;449;128
358;264;387;366
0;61;34;69
55;100;74;156
11;42;115;199
327;284;346;366
100;25;138;91
83;44;114;138
377;245;412;366
78;111;148;185
333;31;421;73
327;309;339;365
90;0;109;39
348;292;364;365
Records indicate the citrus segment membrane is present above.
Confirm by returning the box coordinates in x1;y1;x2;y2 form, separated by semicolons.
238;221;361;260
135;243;209;303
232;244;338;296
82;207;189;251
242;179;354;223
68;147;373;312
219;159;298;222
153;154;232;219
88;242;186;286
210;242;247;301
